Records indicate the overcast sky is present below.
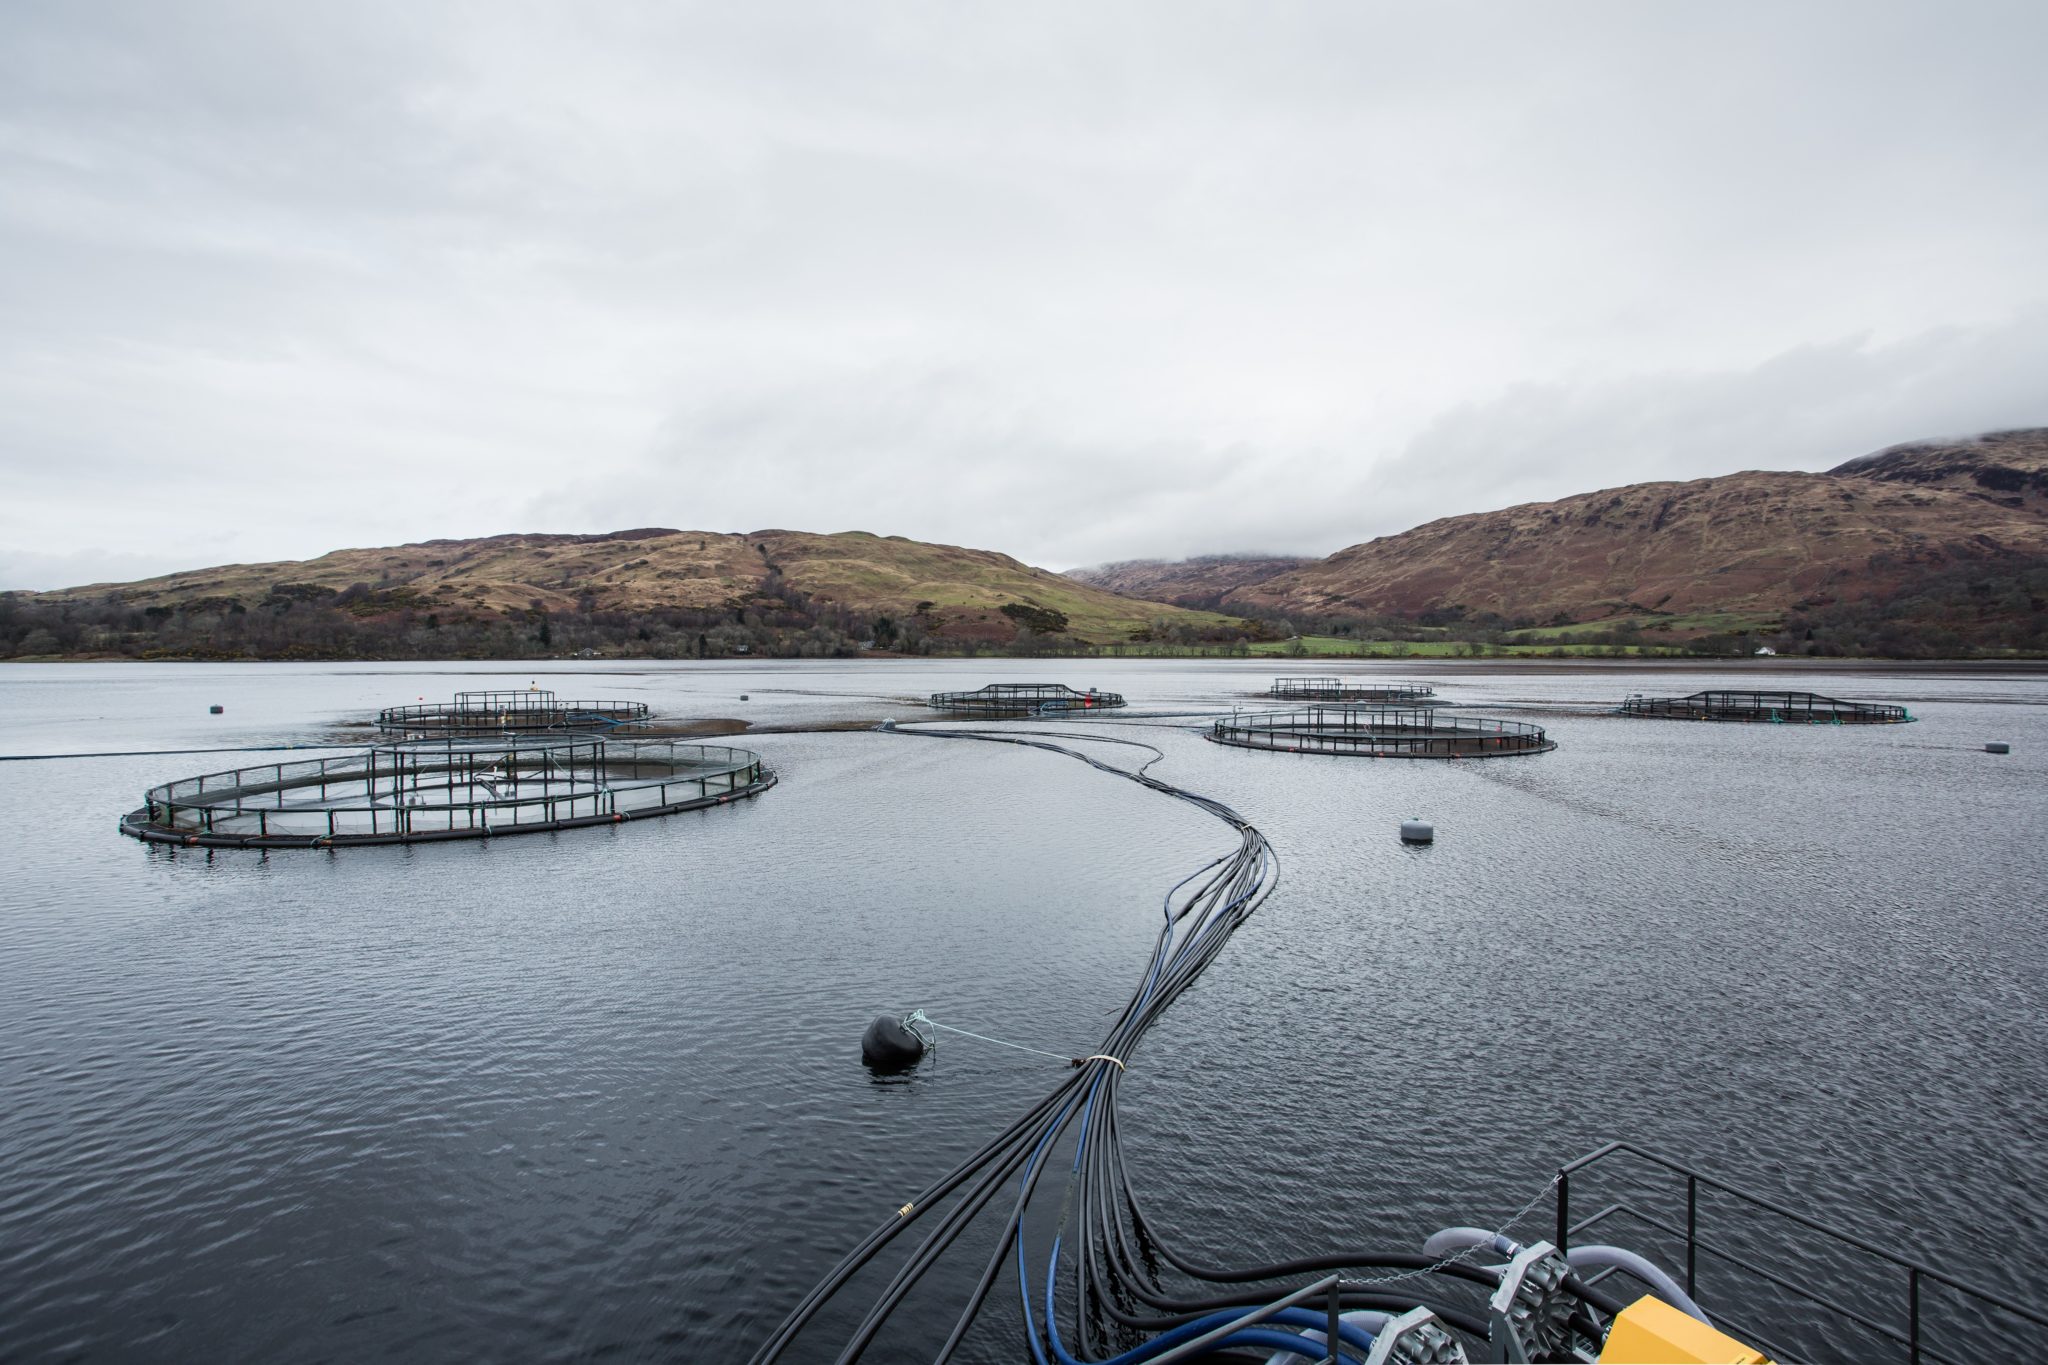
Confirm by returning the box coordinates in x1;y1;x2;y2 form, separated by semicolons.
4;2;2045;589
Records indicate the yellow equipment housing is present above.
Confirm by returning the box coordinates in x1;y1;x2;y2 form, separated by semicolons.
1598;1295;1772;1364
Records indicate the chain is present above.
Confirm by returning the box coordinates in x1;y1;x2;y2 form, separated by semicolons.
1347;1173;1562;1287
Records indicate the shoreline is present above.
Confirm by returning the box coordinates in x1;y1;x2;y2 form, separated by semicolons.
5;653;2048;673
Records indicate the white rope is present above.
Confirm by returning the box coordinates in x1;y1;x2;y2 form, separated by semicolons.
903;1010;1075;1064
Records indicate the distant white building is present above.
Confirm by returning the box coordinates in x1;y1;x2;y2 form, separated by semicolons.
1754;645;1777;656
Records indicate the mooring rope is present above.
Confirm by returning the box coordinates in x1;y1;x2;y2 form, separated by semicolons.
902;1009;1079;1065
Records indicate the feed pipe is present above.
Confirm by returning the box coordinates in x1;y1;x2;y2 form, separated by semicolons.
1565;1246;1708;1324
1419;1228;1516;1262
1421;1226;1704;1322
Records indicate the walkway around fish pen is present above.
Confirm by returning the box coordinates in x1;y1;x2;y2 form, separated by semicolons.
1618;690;1912;724
119;737;771;848
1209;705;1554;758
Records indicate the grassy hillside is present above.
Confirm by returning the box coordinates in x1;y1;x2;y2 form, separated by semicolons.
9;527;1257;660
753;531;1246;643
1224;433;2048;634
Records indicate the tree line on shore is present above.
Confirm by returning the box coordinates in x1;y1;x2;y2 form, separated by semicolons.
0;579;1261;662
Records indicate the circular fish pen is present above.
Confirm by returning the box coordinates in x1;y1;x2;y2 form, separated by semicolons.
376;688;650;736
1269;676;1436;702
119;737;772;849
926;683;1127;718
1618;690;1912;724
1209;705;1554;758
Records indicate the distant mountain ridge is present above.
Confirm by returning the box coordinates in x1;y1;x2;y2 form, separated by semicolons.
1073;430;2048;631
11;428;2047;660
1063;555;1312;609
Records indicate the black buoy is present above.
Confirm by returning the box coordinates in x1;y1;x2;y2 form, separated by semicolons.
861;1014;926;1069
209;704;224;715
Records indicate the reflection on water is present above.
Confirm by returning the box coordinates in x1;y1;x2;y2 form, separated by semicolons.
1;659;2044;1361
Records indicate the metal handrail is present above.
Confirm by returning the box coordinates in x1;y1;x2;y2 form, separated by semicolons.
1617;690;1909;724
1211;705;1553;757
928;684;1126;715
1577;1201;1917;1351
1556;1141;2048;1363
376;697;651;732
1270;678;1436;701
131;739;766;846
145;740;753;807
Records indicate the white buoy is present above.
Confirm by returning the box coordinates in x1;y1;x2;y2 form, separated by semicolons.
1986;741;2011;754
1401;819;1434;844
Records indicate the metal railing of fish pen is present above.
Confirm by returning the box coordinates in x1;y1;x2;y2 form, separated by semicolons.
120;737;771;848
926;683;1127;717
1269;676;1437;702
1617;690;1912;724
1557;1141;2048;1364
376;688;651;735
1209;705;1555;758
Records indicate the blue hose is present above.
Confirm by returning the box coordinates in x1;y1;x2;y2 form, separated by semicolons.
1033;1230;1375;1364
1016;1085;1092;1365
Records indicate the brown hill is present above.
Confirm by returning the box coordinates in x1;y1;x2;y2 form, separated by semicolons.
33;527;1247;647
1063;555;1310;609
1222;430;2048;626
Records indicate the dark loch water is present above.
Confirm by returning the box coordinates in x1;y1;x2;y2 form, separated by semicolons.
3;660;2045;1362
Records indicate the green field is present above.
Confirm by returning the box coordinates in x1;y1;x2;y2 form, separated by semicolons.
1503;611;1781;642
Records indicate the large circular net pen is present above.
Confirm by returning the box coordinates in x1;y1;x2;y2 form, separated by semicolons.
1618;689;1912;724
376;688;651;736
926;683;1127;718
120;737;773;848
1209;705;1555;758
1269;676;1436;702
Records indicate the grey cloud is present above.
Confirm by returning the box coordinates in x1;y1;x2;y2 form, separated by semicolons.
2;1;2044;587
1338;309;2048;542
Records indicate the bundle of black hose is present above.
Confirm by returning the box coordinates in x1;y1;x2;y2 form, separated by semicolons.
775;726;1606;1364
860;1014;925;1069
